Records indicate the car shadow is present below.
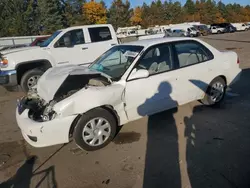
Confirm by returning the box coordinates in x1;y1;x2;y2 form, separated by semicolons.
137;82;181;188
0;156;57;188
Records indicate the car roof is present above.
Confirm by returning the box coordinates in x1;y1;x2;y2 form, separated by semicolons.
123;37;197;48
62;24;113;32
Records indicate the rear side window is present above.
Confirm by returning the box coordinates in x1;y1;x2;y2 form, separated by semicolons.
174;41;214;68
88;27;112;42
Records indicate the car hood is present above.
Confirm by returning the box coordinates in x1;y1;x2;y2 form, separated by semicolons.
37;65;111;102
0;46;40;56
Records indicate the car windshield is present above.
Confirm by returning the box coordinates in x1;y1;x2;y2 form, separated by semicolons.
40;30;61;47
89;45;144;81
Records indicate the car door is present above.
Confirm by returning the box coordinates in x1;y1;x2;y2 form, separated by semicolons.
124;43;180;122
51;28;88;66
171;40;216;105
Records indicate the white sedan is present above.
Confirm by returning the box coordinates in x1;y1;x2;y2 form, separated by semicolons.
16;37;242;151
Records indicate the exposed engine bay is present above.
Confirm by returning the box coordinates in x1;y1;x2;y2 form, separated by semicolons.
19;74;111;122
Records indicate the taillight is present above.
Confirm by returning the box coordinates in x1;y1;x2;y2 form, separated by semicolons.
237;57;240;64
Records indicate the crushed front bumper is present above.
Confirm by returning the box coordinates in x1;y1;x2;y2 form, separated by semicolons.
16;108;77;147
0;69;17;86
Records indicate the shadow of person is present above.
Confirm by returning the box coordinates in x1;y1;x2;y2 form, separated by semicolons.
0;156;37;188
138;82;181;188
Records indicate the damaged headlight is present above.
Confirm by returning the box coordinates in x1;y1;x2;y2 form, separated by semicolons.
24;91;58;122
42;101;57;122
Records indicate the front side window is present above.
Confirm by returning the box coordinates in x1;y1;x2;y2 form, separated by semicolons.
55;29;84;48
88;27;112;42
89;45;143;80
174;41;213;68
135;44;173;75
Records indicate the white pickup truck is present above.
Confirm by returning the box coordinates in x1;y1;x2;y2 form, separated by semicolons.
0;24;118;92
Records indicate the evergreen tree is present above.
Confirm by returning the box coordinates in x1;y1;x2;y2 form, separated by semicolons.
108;0;132;30
37;0;64;34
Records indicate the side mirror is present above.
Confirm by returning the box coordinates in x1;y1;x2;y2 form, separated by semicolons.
128;69;149;81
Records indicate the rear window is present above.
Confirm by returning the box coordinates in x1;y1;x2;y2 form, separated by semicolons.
88;27;112;43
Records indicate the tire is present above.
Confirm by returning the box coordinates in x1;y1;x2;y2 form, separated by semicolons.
201;77;226;106
217;30;221;34
20;69;44;93
73;108;117;151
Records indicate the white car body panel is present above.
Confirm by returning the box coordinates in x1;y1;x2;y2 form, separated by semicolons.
16;109;77;147
232;23;248;31
210;26;225;34
37;65;112;102
16;37;242;148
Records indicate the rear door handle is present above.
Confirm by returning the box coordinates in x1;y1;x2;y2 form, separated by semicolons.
82;47;88;50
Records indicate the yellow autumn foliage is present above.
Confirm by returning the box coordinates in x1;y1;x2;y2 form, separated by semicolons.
130;7;142;25
83;0;107;24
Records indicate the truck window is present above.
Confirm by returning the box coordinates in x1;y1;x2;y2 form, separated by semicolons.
55;29;85;48
88;27;112;43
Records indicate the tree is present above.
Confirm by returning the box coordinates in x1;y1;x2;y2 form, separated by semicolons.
184;0;196;15
62;0;86;26
108;0;132;30
130;6;142;25
23;0;40;35
83;0;107;24
37;0;64;34
164;1;183;24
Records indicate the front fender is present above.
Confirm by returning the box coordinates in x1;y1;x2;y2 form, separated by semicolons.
53;84;128;125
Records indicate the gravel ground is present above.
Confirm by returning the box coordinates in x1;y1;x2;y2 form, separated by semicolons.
0;31;250;188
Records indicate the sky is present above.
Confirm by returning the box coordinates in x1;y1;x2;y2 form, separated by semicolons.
100;0;250;7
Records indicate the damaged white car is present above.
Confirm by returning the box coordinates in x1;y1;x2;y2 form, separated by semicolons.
16;37;241;151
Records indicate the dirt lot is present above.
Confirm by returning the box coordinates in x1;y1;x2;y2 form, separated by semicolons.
1;32;250;188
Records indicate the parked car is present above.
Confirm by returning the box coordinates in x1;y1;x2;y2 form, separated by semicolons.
0;24;118;92
16;37;242;151
193;24;211;36
164;29;187;37
30;36;50;46
170;24;199;37
211;23;236;33
231;23;248;31
210;26;226;34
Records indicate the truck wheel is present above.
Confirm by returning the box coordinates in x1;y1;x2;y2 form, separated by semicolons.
73;108;117;151
201;77;226;106
20;69;44;92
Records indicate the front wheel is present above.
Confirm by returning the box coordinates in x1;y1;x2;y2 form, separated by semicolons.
201;77;226;106
73;108;117;151
20;69;44;93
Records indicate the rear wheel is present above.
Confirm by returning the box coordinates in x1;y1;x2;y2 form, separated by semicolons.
217;30;221;34
201;77;226;106
20;69;44;93
73;108;117;151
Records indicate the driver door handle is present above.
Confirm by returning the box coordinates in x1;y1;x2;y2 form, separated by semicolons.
82;47;88;50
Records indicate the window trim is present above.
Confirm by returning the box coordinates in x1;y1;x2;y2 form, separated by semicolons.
172;40;214;70
126;42;176;82
88;26;113;43
54;29;85;48
126;40;214;82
